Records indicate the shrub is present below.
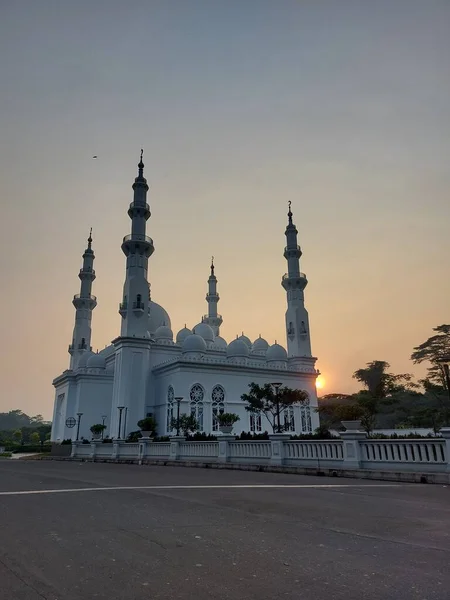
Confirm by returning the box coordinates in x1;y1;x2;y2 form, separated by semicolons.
186;432;217;441
0;452;12;458
216;413;240;426
238;431;270;440
90;424;107;435
137;416;157;433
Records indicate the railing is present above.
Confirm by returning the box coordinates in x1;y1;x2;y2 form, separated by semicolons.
202;314;223;321
69;433;450;477
73;293;97;301
284;441;343;462
284;245;301;253
132;301;145;310
282;273;306;281
147;443;171;456
179;442;219;458
128;202;150;213
229;441;271;460
119;302;127;310
360;439;447;470
122;234;153;245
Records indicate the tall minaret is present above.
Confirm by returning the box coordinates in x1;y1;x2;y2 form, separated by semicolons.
69;229;97;369
203;257;223;336
281;202;312;357
118;150;154;337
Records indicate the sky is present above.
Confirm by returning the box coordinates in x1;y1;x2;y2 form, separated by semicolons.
0;0;449;419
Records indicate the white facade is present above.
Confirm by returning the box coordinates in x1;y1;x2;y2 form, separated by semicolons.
51;155;319;442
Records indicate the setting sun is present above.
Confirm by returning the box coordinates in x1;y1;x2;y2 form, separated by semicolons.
315;376;325;390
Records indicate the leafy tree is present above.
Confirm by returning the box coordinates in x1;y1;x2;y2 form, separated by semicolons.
30;432;41;445
12;429;22;443
170;414;199;436
241;383;309;433
411;324;450;388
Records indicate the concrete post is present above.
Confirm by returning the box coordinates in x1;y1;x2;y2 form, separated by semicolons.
269;433;289;466
340;431;368;469
112;440;120;460
138;438;152;464
217;435;236;463
439;428;450;472
71;441;79;458
89;441;97;461
169;436;185;461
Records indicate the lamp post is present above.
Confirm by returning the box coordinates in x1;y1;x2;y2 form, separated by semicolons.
271;382;282;433
117;406;125;439
123;407;128;440
101;415;107;439
174;397;183;436
76;412;83;441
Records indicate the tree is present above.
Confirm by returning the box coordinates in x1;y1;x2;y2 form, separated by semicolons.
352;361;417;434
241;383;309;433
170;414;199;436
30;432;41;445
12;429;22;444
411;324;450;388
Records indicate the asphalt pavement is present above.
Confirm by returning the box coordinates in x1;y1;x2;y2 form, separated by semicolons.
0;460;449;600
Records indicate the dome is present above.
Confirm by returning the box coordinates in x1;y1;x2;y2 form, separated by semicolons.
214;336;228;351
238;334;252;349
154;325;173;341
87;353;106;369
77;351;94;368
148;301;171;333
227;338;249;358
193;322;215;342
182;333;207;354
253;335;269;352
176;326;192;344
266;343;288;362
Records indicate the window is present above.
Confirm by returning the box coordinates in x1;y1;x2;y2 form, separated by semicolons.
166;385;174;434
300;398;312;433
250;413;262;433
189;384;204;430
211;385;225;431
283;406;295;432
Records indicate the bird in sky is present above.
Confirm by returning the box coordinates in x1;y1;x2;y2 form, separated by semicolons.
92;155;98;159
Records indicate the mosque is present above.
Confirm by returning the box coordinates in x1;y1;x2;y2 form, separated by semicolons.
51;154;319;441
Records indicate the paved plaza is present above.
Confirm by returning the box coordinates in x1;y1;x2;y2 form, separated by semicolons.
0;461;449;599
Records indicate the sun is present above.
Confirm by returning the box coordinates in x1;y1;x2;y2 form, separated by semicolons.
315;376;325;390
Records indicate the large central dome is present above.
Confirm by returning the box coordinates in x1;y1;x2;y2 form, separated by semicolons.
148;301;171;334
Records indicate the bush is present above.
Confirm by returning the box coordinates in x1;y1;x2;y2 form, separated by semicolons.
102;437;113;444
216;413;240;426
90;424;107;435
186;432;217;441
238;431;270;440
137;416;157;433
61;439;72;445
0;452;12;458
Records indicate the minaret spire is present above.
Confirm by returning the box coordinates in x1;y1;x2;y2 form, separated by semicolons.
118;151;154;336
203;257;223;336
68;231;97;368
281;203;312;358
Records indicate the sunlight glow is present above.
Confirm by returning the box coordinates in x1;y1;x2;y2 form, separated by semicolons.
315;376;325;390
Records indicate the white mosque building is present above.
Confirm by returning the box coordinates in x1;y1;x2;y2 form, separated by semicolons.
51;154;319;441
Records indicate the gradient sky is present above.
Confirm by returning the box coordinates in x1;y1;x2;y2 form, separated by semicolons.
1;1;449;419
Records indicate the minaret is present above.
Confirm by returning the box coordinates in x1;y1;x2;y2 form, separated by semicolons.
203;257;223;336
281;202;312;357
118;149;154;337
69;229;97;369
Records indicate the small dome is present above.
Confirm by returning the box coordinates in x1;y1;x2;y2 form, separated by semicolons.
148;301;171;333
253;335;269;352
214;336;228;351
154;325;173;341
227;338;249;358
238;334;252;349
193;322;215;342
182;333;207;354
266;343;288;362
77;351;94;368
176;326;192;344
87;353;106;369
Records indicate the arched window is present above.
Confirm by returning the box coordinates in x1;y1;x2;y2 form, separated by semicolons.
166;385;174;434
250;413;262;433
283;406;295;432
300;398;312;433
211;385;225;431
189;384;204;430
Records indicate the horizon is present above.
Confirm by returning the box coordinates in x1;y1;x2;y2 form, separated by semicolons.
0;1;449;419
